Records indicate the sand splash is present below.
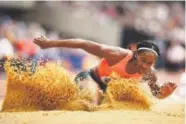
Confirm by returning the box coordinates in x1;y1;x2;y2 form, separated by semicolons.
1;59;153;112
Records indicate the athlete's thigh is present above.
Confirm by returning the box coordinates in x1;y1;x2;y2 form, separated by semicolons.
74;71;99;94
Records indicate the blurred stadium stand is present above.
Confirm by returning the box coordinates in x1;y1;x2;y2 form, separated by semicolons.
0;1;35;10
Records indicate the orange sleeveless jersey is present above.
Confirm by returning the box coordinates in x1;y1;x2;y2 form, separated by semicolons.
97;50;141;79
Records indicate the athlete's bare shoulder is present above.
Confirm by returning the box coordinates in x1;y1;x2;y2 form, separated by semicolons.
100;45;131;65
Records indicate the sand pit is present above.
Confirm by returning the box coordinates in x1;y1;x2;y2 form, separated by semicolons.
0;96;185;124
0;98;185;124
0;60;185;123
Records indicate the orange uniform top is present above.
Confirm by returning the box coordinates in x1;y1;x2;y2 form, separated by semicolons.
97;50;141;79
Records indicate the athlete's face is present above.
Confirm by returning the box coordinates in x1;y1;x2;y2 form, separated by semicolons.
136;51;157;74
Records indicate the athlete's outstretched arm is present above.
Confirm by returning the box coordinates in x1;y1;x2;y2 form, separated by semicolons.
33;36;129;65
142;68;177;99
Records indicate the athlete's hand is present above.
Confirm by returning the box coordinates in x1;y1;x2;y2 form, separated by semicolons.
33;36;50;49
159;82;177;99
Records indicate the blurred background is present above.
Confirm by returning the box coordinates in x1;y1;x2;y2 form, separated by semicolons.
0;1;185;100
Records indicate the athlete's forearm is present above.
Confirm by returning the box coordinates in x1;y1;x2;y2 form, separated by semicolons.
148;81;177;99
144;69;167;99
49;39;104;58
148;81;161;98
47;39;86;49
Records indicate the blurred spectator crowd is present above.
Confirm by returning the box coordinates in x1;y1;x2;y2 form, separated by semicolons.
56;1;185;71
0;1;185;73
46;1;185;43
0;15;98;73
